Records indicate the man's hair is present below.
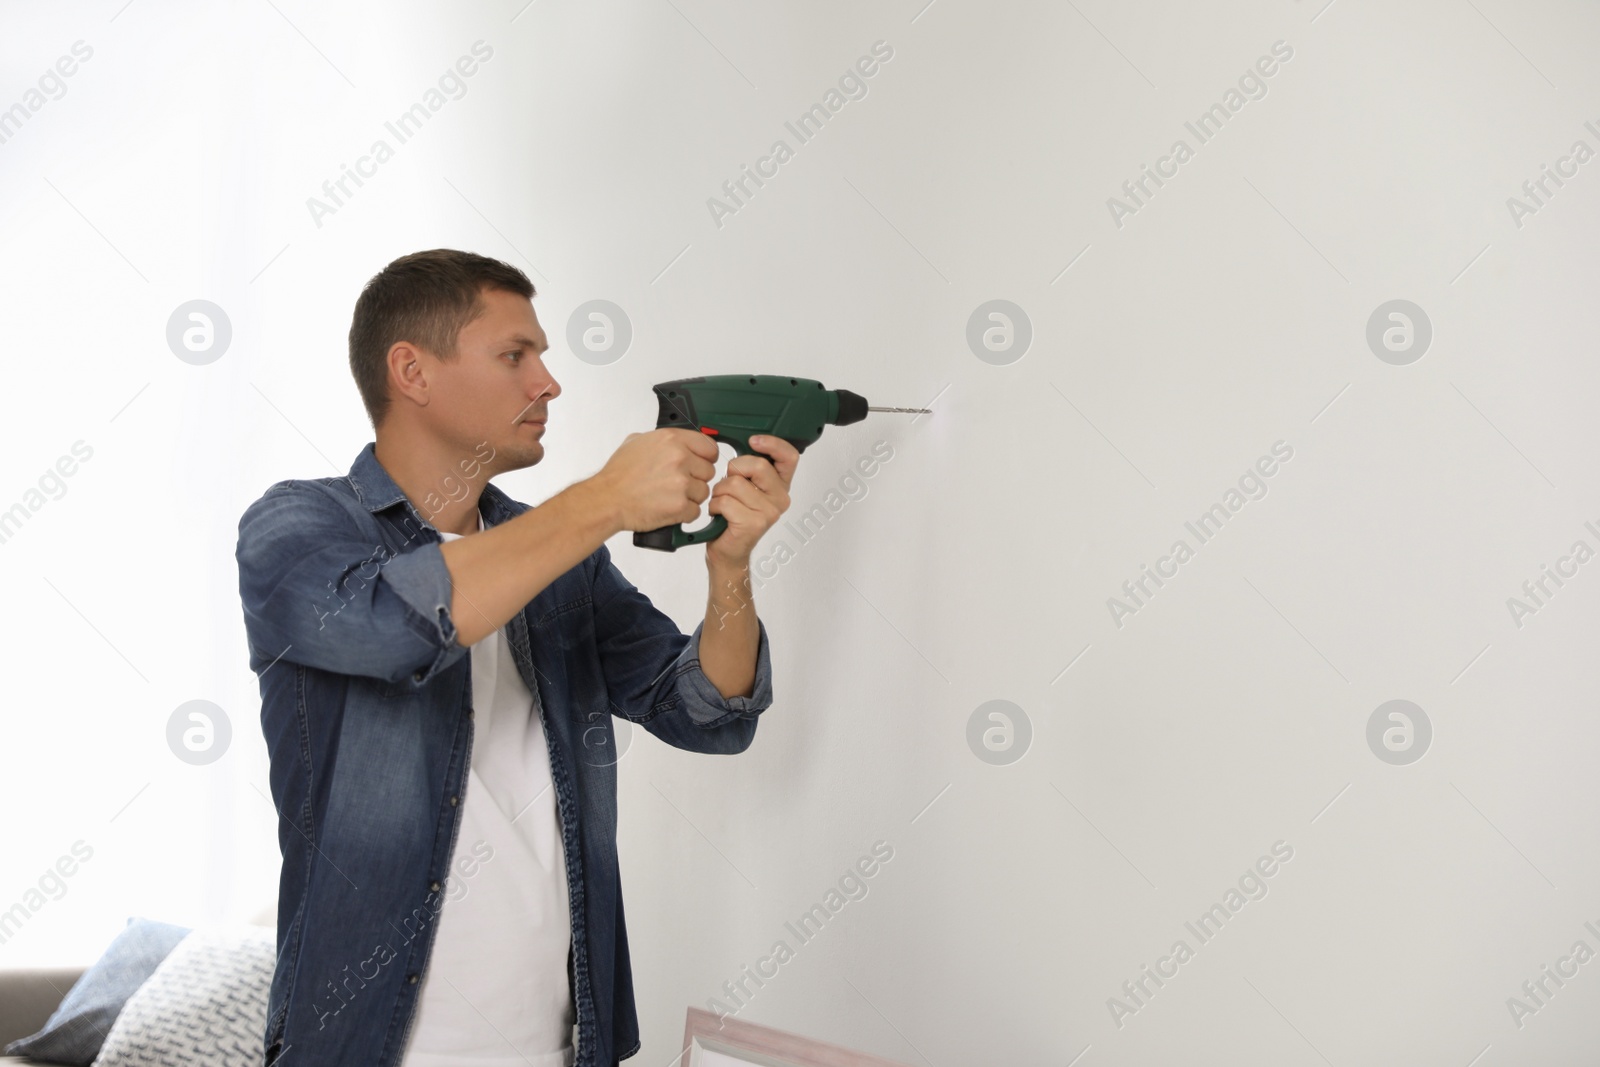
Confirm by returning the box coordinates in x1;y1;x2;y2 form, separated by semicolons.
348;249;536;429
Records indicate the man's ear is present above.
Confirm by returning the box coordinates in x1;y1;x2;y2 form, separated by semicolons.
387;341;430;411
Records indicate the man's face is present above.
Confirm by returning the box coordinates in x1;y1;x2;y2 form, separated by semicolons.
421;286;558;475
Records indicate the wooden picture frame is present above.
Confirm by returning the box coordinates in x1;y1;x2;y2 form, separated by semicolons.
680;1006;916;1067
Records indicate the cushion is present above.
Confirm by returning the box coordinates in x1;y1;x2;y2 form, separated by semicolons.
3;918;189;1065
90;925;275;1067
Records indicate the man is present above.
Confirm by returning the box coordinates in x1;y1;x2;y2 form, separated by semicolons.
235;249;796;1067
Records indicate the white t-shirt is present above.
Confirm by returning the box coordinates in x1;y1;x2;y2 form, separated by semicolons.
401;512;577;1067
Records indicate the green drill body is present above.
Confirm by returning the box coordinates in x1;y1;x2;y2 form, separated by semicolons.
633;374;923;551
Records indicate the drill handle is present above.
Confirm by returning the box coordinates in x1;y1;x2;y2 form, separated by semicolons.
633;433;779;552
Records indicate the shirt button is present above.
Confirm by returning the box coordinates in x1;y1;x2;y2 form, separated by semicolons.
412;669;425;683
450;795;459;806
430;881;440;892
408;974;418;985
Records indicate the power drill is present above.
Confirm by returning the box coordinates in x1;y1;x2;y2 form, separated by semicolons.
633;374;930;551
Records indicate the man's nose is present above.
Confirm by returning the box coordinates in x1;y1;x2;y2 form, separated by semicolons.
532;370;560;403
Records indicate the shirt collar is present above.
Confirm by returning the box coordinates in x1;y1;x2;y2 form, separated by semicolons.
347;440;516;527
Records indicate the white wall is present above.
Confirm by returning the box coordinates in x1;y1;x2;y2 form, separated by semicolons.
3;0;1599;1063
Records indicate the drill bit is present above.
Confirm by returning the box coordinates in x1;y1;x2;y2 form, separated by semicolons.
867;406;932;414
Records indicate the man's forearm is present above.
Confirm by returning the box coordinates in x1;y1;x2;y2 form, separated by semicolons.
699;556;759;699
440;477;621;649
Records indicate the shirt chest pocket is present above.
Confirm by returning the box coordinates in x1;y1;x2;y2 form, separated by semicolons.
371;660;463;701
373;675;421;699
531;595;594;653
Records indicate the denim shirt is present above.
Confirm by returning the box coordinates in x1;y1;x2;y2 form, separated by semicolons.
234;441;774;1067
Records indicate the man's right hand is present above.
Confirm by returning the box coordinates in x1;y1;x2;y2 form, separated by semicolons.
594;428;722;533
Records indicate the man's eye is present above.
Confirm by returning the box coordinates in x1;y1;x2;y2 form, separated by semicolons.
504;351;521;363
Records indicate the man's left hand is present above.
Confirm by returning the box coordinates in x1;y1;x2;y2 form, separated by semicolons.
705;434;798;567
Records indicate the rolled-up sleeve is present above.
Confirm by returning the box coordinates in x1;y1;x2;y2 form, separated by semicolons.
590;542;773;754
673;617;774;724
236;481;468;688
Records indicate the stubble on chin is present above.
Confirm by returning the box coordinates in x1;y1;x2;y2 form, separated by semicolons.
501;440;543;471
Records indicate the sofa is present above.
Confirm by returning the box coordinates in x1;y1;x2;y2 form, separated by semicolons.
0;902;276;1066
0;968;88;1065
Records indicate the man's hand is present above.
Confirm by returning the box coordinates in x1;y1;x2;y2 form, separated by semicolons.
697;433;797;698
704;435;798;568
595;428;722;534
